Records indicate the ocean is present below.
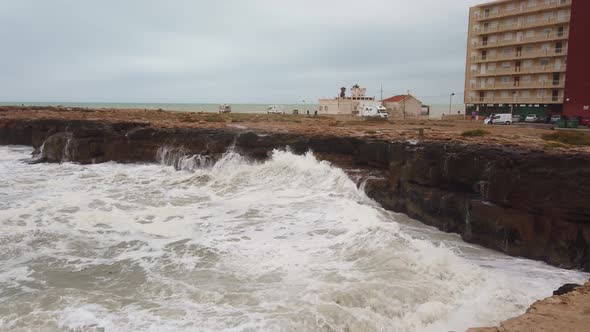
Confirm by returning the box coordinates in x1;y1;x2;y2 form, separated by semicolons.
0;102;465;120
0;102;313;115
0;145;587;332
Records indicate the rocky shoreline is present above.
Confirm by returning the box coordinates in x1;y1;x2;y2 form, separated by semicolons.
1;115;589;272
468;281;590;332
2;109;590;331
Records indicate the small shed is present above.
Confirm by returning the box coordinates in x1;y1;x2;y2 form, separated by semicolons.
382;94;423;118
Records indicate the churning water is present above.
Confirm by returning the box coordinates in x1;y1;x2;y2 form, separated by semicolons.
0;146;587;332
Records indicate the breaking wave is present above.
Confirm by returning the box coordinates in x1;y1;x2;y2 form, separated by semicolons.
0;145;587;332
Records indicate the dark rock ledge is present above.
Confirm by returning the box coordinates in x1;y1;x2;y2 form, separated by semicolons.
1;118;590;271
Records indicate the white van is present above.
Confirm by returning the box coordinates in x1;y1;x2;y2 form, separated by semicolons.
359;105;389;118
486;113;513;125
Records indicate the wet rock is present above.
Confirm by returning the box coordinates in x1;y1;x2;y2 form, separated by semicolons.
36;132;73;162
553;283;581;296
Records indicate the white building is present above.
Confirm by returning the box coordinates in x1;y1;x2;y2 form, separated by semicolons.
318;85;376;116
382;94;424;117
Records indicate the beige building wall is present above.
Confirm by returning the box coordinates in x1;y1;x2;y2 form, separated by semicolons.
318;99;358;115
464;0;571;106
383;96;423;117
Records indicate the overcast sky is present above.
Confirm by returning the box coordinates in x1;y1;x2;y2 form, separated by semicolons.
0;0;484;104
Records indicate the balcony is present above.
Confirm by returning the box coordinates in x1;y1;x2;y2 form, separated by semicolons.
472;64;567;77
466;96;564;104
470;80;565;91
474;15;570;36
474;0;571;22
471;48;567;63
474;31;568;50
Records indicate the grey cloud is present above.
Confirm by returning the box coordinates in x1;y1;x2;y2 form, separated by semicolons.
0;0;484;104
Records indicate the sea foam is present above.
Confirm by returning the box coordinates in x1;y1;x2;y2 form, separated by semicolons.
0;145;587;332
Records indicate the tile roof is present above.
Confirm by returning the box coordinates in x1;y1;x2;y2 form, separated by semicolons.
382;95;410;103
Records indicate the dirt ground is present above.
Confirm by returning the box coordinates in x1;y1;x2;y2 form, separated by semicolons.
1;106;589;155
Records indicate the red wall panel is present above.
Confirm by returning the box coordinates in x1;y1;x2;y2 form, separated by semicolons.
564;0;590;117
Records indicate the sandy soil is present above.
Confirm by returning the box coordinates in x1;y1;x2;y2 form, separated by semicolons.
1;105;589;155
467;282;590;332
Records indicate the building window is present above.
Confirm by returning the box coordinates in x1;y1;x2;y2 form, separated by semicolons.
557;26;564;37
514;76;520;87
544;28;552;36
523;60;533;68
553;73;560;85
540;58;550;67
555;42;563;53
544;12;553;21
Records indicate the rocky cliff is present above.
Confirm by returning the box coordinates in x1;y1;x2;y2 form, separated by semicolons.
1;118;589;271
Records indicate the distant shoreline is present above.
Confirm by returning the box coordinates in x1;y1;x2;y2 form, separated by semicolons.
0;101;466;119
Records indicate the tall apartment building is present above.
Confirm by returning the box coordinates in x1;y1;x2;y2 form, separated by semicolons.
464;0;590;118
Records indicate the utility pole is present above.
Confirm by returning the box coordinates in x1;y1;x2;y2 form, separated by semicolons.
380;84;383;102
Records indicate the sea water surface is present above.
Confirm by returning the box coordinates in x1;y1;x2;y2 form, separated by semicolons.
0;146;587;332
0;102;462;119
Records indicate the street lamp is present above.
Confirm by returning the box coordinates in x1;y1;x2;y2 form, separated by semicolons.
302;97;307;115
449;93;455;115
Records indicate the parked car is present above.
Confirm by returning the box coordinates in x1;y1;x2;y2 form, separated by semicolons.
359;105;389;118
266;105;285;114
218;104;232;113
580;118;590;127
524;114;540;123
483;113;495;125
512;114;522;123
487;113;512;125
550;114;562;124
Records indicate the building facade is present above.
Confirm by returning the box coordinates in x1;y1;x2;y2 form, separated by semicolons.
464;0;590;118
318;85;376;115
382;95;424;117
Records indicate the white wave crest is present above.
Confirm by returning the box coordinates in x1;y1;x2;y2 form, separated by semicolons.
0;145;587;332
